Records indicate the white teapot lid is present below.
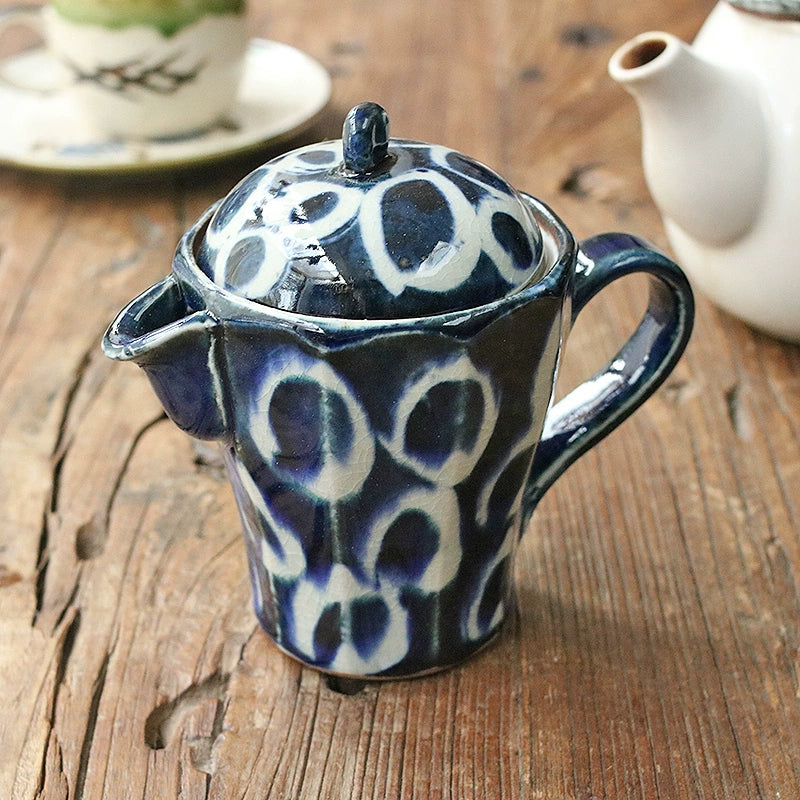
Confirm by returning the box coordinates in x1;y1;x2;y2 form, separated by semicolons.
197;103;546;319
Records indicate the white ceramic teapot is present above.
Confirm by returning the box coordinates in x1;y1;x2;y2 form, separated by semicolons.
609;0;800;342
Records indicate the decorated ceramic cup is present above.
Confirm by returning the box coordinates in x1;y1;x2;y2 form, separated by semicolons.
0;0;247;138
103;103;694;678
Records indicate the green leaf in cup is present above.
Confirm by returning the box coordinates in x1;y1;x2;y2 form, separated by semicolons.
51;0;245;36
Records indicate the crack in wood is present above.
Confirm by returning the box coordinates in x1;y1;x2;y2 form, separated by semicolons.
518;65;544;82
291;676;325;799
32;346;95;625
52;612;81;716
330;39;364;56
74;514;108;561
560;23;613;48
144;671;231;752
50;349;94;494
34;730;68;800
93;411;167;561
32;509;51;627
560;163;635;210
36;390;162;626
34;611;80;797
725;383;752;441
662;379;698;406
74;650;111;800
53;580;81;631
190;692;229;776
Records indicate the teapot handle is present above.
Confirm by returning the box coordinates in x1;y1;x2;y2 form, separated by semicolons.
522;233;694;524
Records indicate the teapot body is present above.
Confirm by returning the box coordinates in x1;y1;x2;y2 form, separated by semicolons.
675;2;800;339
179;203;567;677
103;104;695;679
611;2;800;340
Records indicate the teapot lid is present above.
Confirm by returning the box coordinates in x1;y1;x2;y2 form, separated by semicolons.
197;102;545;319
726;0;800;16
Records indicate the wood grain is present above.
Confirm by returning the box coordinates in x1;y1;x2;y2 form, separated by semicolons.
1;0;799;797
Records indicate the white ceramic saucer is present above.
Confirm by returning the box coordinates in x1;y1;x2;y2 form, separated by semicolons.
0;39;331;174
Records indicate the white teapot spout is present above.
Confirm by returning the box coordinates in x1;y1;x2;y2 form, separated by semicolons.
610;0;800;342
609;30;767;247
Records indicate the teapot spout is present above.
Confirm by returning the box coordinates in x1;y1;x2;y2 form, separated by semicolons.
102;276;228;440
609;31;767;246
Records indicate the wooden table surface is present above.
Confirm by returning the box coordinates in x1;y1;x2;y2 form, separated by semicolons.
2;0;800;797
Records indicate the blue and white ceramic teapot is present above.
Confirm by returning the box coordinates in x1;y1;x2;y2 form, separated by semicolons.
103;103;694;679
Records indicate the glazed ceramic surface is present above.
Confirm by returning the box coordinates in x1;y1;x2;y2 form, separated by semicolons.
610;0;800;341
198;104;545;318
0;40;330;174
0;2;247;139
50;0;244;35
103;104;694;678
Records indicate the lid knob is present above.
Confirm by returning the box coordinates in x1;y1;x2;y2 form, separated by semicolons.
342;102;390;173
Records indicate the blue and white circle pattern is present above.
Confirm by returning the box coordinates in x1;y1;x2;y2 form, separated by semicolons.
249;347;375;502
233;458;306;580
289;565;409;676
465;525;516;642
199;138;544;318
362;483;462;594
358;170;481;296
380;353;499;486
234;338;533;675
